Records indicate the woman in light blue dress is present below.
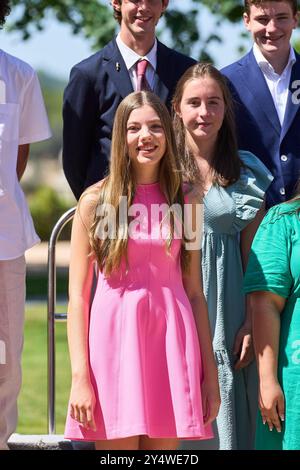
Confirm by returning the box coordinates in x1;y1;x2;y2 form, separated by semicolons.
172;63;273;450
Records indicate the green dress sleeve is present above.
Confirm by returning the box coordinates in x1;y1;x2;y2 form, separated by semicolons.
244;205;293;298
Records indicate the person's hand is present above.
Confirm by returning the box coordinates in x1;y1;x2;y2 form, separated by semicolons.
233;323;254;370
259;379;285;433
69;376;97;431
201;375;221;425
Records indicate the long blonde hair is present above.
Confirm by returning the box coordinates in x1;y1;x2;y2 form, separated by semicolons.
89;91;190;276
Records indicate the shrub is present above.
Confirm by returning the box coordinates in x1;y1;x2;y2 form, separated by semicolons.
28;186;73;241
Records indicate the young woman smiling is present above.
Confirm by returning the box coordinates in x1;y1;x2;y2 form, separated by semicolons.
173;63;273;450
64;91;220;451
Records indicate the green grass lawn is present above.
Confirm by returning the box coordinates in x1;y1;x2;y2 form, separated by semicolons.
17;302;71;435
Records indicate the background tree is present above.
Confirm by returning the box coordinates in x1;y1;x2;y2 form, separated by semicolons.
7;0;299;224
4;1;252;62
8;1;300;61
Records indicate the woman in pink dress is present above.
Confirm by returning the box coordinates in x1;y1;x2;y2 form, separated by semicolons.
64;91;220;450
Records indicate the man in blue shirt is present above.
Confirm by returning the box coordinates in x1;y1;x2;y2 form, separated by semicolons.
222;0;300;208
63;0;195;200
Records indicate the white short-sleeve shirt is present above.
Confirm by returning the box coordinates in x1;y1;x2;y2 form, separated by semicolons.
0;49;52;260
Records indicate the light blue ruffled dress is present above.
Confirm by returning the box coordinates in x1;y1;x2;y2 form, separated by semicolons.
180;150;273;450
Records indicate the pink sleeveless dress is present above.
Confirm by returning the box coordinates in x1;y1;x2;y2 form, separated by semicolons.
64;182;213;441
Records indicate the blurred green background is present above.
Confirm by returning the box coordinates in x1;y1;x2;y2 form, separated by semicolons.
11;0;299;437
17;71;73;435
17;303;70;435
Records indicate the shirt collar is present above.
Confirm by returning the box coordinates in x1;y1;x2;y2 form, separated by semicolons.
253;43;296;78
116;34;157;71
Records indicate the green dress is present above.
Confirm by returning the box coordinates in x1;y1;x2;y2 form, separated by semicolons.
244;202;300;450
180;150;273;450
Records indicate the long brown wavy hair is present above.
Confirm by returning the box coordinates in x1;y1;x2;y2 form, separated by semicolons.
172;62;243;188
88;91;190;276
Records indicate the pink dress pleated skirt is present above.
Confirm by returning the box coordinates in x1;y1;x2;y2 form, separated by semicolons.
64;183;213;441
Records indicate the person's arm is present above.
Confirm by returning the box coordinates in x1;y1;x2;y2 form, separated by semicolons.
63;66;97;200
16;144;30;180
182;197;220;425
233;204;266;370
250;291;286;433
67;191;98;431
244;205;293;433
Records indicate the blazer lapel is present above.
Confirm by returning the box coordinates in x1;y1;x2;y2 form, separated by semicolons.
103;39;134;99
153;41;169;104
281;53;300;141
102;39;170;102
238;51;281;137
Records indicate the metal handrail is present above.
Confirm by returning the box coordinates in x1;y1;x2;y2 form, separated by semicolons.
47;206;76;435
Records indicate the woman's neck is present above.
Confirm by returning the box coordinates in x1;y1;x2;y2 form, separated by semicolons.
187;134;216;165
186;135;216;191
133;168;159;185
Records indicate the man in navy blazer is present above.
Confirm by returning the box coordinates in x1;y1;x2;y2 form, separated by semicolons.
222;0;300;208
63;0;195;200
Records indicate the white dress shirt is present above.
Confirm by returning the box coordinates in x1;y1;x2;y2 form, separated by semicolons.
116;34;157;91
253;44;296;126
0;49;51;260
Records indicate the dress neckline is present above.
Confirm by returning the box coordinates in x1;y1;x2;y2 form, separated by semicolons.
136;182;160;191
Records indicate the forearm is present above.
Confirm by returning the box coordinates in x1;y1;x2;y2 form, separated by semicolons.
67;257;95;381
66;190;99;384
244;295;252;327
67;296;91;380
17;144;30;180
251;296;281;384
240;208;265;328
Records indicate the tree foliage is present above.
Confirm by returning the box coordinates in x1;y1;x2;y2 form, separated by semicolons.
7;0;246;60
9;0;116;47
7;1;300;61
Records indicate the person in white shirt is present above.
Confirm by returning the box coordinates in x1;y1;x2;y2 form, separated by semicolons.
0;0;51;449
62;0;196;200
222;0;300;209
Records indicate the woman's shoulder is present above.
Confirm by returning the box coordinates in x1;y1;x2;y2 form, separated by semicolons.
238;150;273;183
77;180;106;229
183;183;203;205
263;200;300;226
238;150;265;169
256;202;300;244
226;150;273;202
79;180;105;206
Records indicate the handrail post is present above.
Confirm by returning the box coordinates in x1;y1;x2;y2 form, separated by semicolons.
47;207;76;435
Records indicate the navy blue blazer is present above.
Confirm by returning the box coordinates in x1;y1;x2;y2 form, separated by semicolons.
63;38;196;200
222;50;300;208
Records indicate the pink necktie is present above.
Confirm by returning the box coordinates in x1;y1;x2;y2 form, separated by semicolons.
136;59;151;91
